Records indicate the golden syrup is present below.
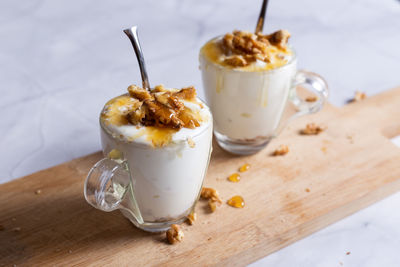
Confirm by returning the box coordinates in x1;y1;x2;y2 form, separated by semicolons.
227;195;245;208
239;163;250;173
228;173;241;182
101;95;138;126
144;126;178;147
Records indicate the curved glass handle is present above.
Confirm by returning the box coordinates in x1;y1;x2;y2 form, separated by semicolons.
84;158;130;212
289;70;329;117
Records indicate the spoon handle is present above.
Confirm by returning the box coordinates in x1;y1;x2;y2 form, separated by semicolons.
124;26;151;91
255;0;269;34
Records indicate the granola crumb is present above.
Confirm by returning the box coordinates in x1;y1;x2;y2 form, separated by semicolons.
305;188;310;193
208;199;217;213
186;211;197;225
305;96;318;102
166;224;184;244
272;145;289;156
207;237;212;241
300;123;325;135
350;91;366;102
34;189;42;195
187;137;195;148
201;187;222;203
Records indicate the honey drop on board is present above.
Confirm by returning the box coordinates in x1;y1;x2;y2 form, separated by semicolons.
228;173;241;182
227;195;245;208
239;163;250;172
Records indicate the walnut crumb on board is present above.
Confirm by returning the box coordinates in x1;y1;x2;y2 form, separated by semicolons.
166;224;184;244
186;211;196;225
201;187;222;203
300;123;325;135
35;189;42;195
272;145;289;156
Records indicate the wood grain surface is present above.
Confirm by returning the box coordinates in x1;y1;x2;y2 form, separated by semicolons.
1;87;400;266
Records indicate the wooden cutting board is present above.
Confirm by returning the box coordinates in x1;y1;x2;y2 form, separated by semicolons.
1;87;400;267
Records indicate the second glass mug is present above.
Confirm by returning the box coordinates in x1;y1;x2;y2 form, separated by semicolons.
84;114;213;232
199;43;329;155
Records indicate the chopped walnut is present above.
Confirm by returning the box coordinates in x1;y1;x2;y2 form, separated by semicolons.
124;84;201;130
166;224;184;244
350;91;366;102
272;145;289;156
186;211;196;225
268;30;291;49
221;29;291;67
187;137;195;148
201;187;222;203
127;85;152;101
34;189;42;195
223;55;248;67
208;199;217;213
300;123;325;135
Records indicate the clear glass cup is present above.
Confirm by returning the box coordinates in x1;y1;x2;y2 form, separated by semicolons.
199;39;328;155
84;113;213;232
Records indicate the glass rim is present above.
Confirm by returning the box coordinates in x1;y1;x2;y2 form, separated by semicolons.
199;35;297;74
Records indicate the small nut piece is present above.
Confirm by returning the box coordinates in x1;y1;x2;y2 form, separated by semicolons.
187;137;195;148
166;224;184;244
208;199;217;212
351;91;366;102
186;211;197;225
201;187;222;203
300;123;325;135
272;145;289;156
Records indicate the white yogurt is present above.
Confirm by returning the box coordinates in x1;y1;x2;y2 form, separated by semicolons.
200;39;296;140
100;96;213;222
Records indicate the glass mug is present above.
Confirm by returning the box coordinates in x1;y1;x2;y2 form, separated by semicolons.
200;42;329;155
84;114;213;232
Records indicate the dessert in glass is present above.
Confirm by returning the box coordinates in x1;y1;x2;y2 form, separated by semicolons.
200;29;328;155
84;84;213;232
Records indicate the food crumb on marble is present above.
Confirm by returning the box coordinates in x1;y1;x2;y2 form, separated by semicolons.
349;91;366;103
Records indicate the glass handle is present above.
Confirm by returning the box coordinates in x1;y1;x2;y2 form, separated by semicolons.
84;158;130;212
289;70;329;118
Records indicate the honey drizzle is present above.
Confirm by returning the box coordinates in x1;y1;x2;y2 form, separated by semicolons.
239;163;250;173
228;173;241;183
227;195;245;208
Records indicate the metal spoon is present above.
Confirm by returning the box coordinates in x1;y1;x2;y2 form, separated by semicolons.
123;26;151;91
255;0;269;34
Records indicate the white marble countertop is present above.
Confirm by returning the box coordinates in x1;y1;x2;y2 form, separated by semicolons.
1;0;400;266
